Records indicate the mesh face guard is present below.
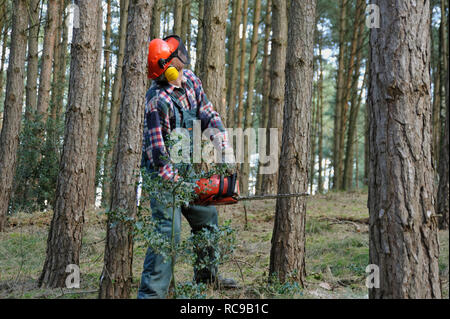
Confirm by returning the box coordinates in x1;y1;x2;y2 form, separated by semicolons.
158;35;191;68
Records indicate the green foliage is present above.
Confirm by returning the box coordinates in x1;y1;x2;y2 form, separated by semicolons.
254;272;303;298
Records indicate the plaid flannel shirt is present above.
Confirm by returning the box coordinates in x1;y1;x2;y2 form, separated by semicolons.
142;69;228;181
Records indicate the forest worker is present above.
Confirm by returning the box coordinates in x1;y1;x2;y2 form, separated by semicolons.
138;35;238;299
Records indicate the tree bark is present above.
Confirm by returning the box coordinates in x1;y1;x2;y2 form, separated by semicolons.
194;0;204;75
333;0;347;190
255;0;271;195
241;0;261;195
317;34;324;193
0;0;28;232
96;0;112;190
226;0;242;128
269;0;315;284
150;0;162;39
368;0;441;299
0;13;9;133
199;0;229;121
99;0;153;299
181;0;191;44
36;0;60;124
25;0;40;121
173;0;183;35
103;0;129;207
38;0;102;287
235;0;248;129
261;0;286;195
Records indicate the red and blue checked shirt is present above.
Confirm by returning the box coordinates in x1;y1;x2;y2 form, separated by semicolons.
142;69;228;181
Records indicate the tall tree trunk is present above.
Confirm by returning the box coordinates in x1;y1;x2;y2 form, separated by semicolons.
368;0;441;298
0;0;28;232
173;0;183;35
0;13;9;133
438;0;448;167
310;81;318;194
431;5;441;172
269;0;315;284
235;0;248;129
241;0;261;195
99;0;153;299
96;0;112;190
181;0;191;44
38;0;102;287
103;0;129;207
255;0;271;195
317;34;324;193
194;0;204;75
333;0;347;190
200;0;229;121
437;6;449;229
261;0;287;194
226;0;242;128
150;0;162;39
343;1;366;190
25;0;40;121
36;0;60;124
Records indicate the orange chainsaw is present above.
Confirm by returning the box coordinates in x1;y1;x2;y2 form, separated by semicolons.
193;173;309;206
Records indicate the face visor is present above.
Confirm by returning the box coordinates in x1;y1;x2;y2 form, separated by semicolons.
158;35;191;68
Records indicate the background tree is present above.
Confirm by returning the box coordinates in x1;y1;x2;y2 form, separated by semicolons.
99;0;153;299
368;0;441;298
0;0;28;231
261;0;287;194
269;0;316;284
39;0;102;287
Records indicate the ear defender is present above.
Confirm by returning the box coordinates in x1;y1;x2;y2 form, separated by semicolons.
164;66;179;82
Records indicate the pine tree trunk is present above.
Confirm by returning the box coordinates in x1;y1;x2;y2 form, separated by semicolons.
96;0;112;190
241;0;261;195
236;0;248;129
194;0;204;75
226;0;242;128
36;0;60;124
317;35;324;193
309;82;317;194
261;0;286;195
0;13;9;133
437;40;449;229
99;0;153;299
181;0;191;44
368;0;441;298
431;6;441;172
255;0;271;195
103;0;129;207
38;0;102;287
173;0;183;35
0;0;28;232
333;0;347;190
150;0;162;39
25;0;40;121
269;0;316;284
200;0;229;121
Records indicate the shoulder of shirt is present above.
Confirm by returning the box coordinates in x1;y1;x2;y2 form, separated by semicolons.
182;69;200;85
146;86;170;113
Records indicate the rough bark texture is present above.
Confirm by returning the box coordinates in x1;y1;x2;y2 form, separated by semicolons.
317;35;324;193
368;0;441;299
103;0;129;207
0;10;9;133
0;0;28;232
261;0;286;194
241;0;261;195
99;0;153;299
36;0;60;123
269;0;315;284
226;0;242;128
25;0;41;121
38;0;102;287
199;0;229;121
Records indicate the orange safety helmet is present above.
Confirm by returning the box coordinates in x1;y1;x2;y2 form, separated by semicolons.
147;35;190;80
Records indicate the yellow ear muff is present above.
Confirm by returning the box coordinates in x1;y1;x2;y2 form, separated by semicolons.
164;66;179;82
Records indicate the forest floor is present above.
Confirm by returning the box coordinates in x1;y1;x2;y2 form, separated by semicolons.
0;190;448;299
